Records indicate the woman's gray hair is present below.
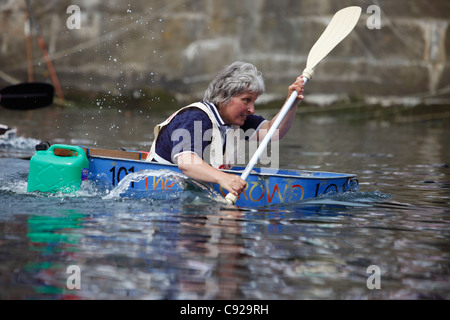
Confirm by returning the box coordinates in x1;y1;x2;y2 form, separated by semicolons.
203;61;265;107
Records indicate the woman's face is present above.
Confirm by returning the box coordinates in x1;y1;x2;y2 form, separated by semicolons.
219;91;258;126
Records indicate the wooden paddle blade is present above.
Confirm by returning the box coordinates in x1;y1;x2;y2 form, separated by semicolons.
0;82;55;110
302;6;361;79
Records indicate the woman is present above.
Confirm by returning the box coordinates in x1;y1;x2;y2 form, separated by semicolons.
146;61;304;196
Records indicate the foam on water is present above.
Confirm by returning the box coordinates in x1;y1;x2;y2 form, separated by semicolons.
102;169;228;204
283;190;393;208
0;179;28;195
0;136;41;159
0;136;40;149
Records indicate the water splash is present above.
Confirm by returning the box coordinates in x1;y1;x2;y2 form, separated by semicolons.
102;169;227;204
293;190;392;208
0;136;40;158
0;179;28;195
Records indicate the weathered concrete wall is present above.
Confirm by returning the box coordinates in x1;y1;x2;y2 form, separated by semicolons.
1;0;449;106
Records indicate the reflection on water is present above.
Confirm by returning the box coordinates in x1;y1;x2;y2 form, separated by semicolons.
3;195;448;300
25;213;84;299
0;105;449;300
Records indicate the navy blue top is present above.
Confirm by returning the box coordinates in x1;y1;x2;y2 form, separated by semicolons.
155;102;266;163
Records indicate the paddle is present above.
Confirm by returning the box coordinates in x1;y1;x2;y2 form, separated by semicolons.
225;6;362;205
0;82;55;110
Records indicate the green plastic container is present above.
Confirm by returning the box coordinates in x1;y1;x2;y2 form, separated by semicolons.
27;144;89;193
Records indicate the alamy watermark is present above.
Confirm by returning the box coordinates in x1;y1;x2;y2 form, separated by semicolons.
64;264;382;291
366;5;382;30
66;265;81;290
66;5;81;30
65;4;382;31
366;265;381;290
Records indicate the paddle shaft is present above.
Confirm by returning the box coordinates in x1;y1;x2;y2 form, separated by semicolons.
240;77;308;182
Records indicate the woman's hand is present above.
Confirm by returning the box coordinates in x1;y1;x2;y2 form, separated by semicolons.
216;171;247;196
288;77;305;102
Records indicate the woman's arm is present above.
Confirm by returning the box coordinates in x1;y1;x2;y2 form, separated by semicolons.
256;77;305;141
176;152;247;196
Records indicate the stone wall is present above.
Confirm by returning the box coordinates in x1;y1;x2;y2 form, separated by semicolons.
1;0;449;106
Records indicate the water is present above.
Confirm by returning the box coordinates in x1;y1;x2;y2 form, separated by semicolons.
0;104;449;300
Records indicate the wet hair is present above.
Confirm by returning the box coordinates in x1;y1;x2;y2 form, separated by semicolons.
203;61;265;107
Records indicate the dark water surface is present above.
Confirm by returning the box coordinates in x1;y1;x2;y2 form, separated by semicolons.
0;104;449;300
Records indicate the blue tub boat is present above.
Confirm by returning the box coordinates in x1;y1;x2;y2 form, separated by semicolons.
27;144;359;207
